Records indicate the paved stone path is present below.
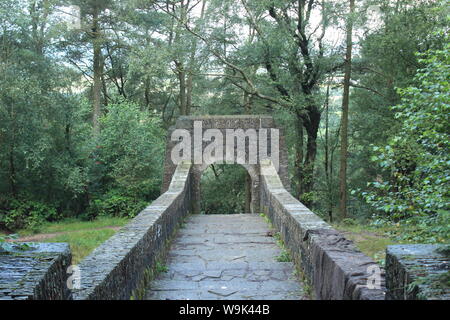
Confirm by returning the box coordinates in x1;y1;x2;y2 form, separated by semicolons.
145;214;305;300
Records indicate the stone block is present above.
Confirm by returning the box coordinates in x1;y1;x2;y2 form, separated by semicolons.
0;243;71;300
386;244;450;300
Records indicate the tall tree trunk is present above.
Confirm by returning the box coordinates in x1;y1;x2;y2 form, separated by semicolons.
176;61;187;115
7;103;17;198
8;135;17;198
186;72;193;115
324;82;332;222
144;77;151;111
92;9;102;136
294;114;304;199
301;107;321;208
339;0;355;220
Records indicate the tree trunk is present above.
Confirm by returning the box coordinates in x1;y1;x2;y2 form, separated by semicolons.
8;139;17;198
300;105;321;208
186;72;193;115
339;0;355;220
7;103;17;198
324;83;333;222
176;61;187;115
92;9;102;136
294;114;304;199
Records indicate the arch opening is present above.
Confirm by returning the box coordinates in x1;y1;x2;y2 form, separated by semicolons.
199;164;252;214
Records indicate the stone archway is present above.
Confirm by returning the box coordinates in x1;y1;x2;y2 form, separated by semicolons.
161;115;290;214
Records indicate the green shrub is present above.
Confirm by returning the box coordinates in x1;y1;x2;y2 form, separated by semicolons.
0;199;58;232
342;218;357;226
87;191;147;219
361;40;450;242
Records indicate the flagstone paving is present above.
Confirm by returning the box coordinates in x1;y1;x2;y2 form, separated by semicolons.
145;214;306;300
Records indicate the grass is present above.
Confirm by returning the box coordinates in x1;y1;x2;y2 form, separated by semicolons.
18;216;130;236
14;216;131;264
42;228;119;264
155;261;169;273
332;221;401;266
272;232;292;262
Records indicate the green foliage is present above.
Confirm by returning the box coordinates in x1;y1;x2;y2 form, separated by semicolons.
273;232;292;262
0;0;448;248
87;190;147;219
362;36;450;242
0;234;19;252
155;261;168;273
200;164;248;214
276;249;292;263
347;0;449;220
341;218;357;226
0;198;58;232
96;100;165;199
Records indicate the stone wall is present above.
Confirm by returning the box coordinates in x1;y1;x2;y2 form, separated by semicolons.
72;161;192;300
0;243;71;300
259;160;386;300
386;244;449;300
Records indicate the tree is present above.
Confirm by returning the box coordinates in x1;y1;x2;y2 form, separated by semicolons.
61;0;117;135
362;35;449;242
338;0;355;220
0;0;89;215
161;0;347;206
347;0;448;218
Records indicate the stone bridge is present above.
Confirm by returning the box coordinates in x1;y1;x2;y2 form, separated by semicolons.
67;115;387;300
2;115;447;300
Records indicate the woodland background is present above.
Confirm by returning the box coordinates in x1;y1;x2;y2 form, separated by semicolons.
0;0;448;246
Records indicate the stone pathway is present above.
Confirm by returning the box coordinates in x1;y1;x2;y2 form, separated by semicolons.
145;214;305;300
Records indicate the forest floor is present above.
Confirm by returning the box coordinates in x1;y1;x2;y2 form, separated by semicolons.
1;217;131;264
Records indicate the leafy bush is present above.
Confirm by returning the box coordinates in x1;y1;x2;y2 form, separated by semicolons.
96;99;165;199
341;218;357;226
362;37;450;242
87;191;147;219
0;199;58;232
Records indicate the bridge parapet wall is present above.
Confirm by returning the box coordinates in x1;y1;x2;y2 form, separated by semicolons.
72;161;192;300
260;160;386;300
